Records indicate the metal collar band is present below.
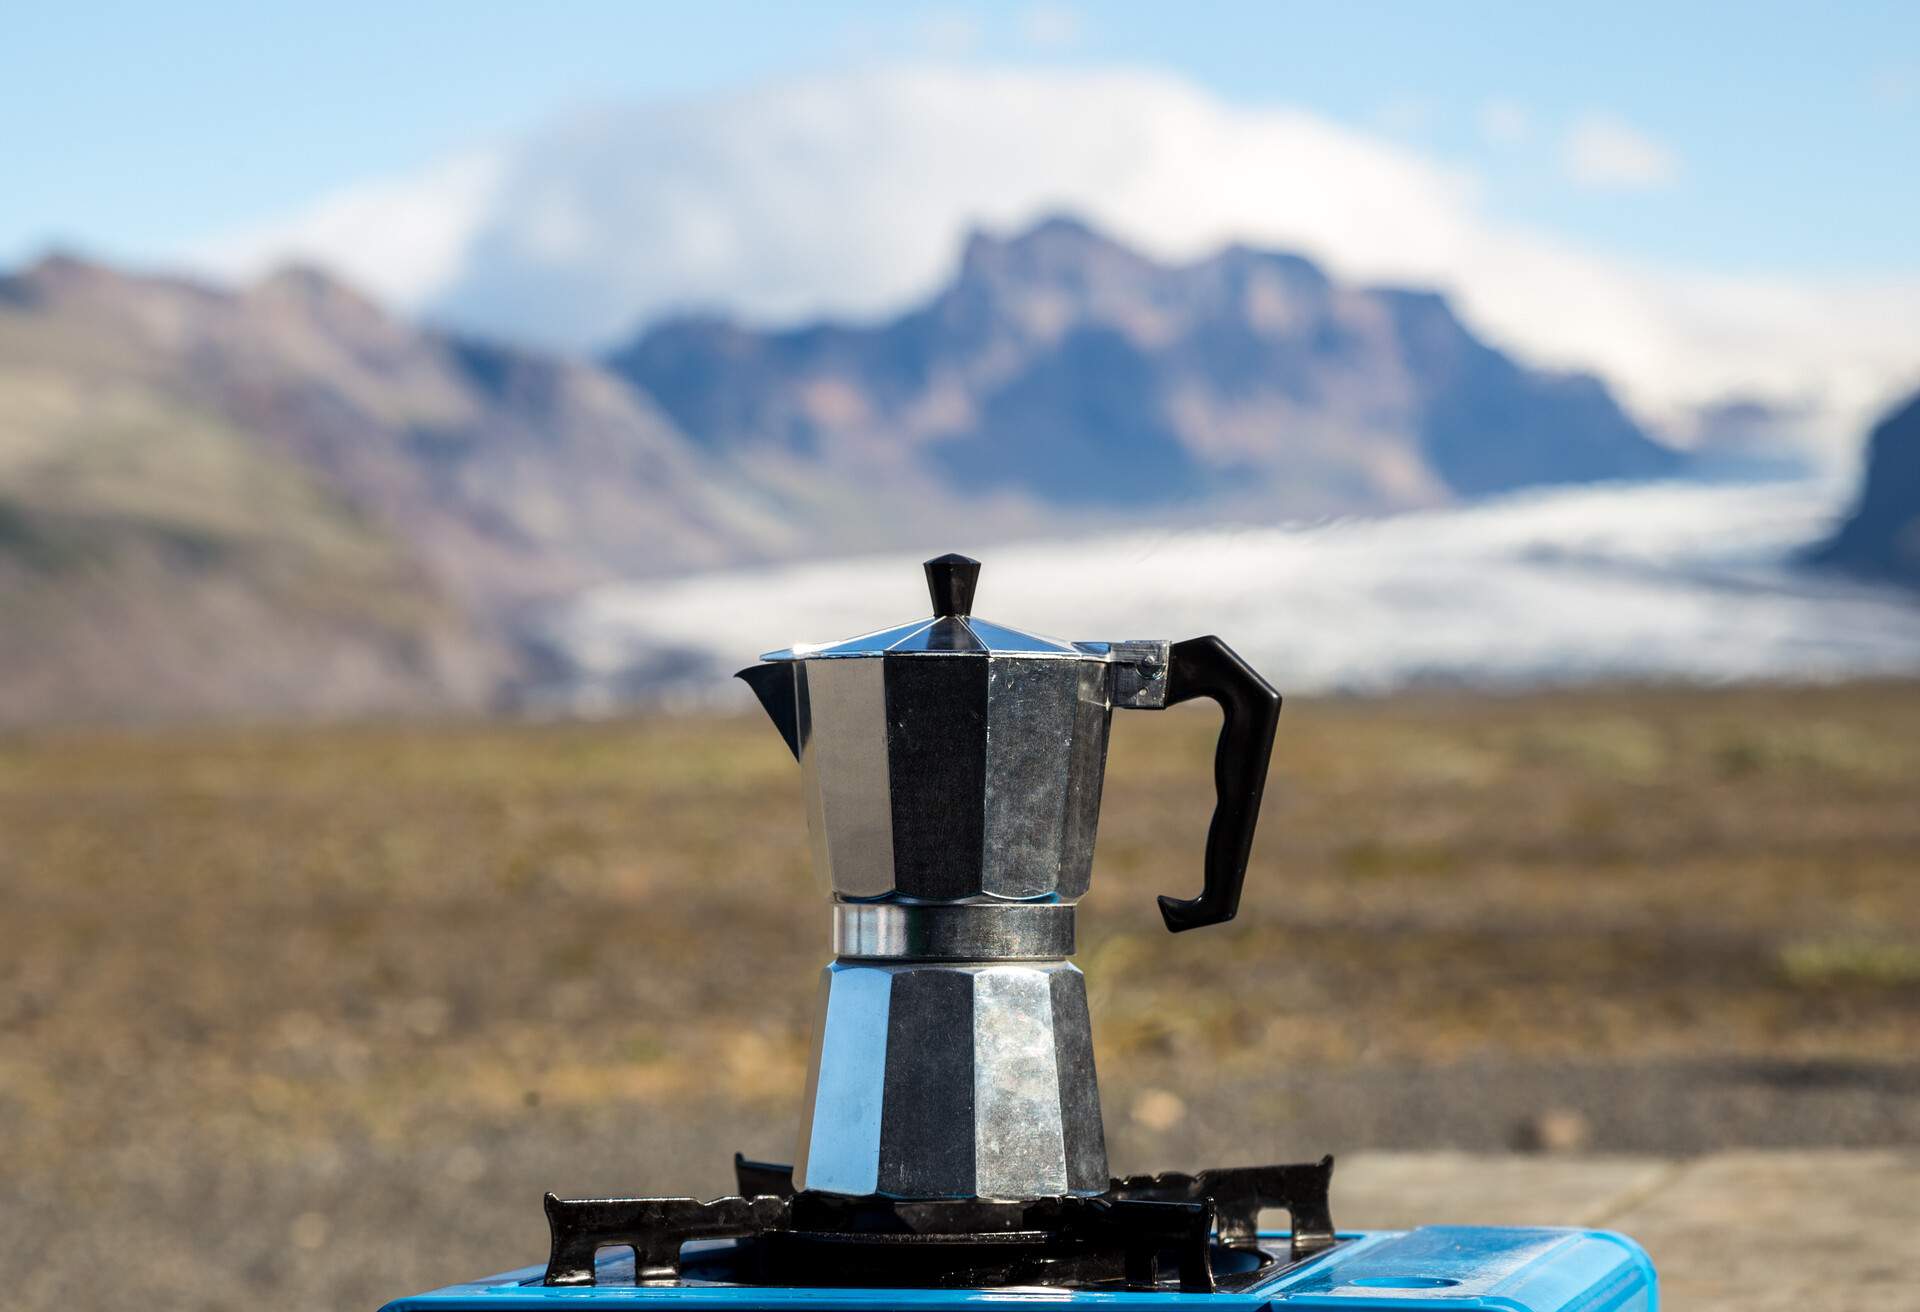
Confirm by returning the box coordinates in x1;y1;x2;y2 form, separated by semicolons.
832;902;1076;961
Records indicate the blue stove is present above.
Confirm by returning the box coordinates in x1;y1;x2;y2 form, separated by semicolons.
378;1223;1656;1311
373;1152;1654;1311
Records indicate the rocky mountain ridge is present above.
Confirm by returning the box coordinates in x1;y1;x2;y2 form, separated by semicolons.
613;216;1682;520
1808;391;1920;587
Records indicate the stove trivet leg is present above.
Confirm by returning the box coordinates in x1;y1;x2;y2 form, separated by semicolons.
542;1192;789;1286
1109;1155;1337;1263
1101;1199;1219;1293
1204;1158;1337;1260
733;1152;796;1198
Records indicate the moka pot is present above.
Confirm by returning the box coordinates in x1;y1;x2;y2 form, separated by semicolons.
739;554;1280;1201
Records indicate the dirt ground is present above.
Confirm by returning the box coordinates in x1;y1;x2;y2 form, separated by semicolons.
3;682;1918;1309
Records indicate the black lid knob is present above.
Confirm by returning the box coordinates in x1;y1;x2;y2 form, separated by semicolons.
924;553;980;616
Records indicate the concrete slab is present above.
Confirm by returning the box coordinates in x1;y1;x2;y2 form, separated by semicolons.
1607;1150;1920;1311
1336;1150;1920;1311
1336;1151;1679;1229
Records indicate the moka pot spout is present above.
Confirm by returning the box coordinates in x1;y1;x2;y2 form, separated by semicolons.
736;663;800;760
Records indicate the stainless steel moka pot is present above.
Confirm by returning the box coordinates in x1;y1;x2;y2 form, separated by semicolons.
739;554;1280;1202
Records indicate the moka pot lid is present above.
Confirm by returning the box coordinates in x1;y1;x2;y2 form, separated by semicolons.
757;554;1108;662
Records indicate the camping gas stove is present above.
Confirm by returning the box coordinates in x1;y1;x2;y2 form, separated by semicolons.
380;1152;1655;1311
376;556;1657;1312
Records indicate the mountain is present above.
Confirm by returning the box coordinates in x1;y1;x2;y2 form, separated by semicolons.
611;216;1681;520
1807;391;1920;586
0;255;786;723
0;221;1701;724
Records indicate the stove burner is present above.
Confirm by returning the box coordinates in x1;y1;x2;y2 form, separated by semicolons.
543;1154;1336;1292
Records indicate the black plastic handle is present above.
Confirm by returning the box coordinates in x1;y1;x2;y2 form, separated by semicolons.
1142;636;1281;932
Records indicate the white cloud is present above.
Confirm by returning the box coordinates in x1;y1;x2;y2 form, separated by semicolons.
1018;5;1082;50
913;10;983;57
1871;67;1916;109
1478;98;1531;147
195;150;506;307
1372;96;1436;136
187;65;1920;462
1563;112;1681;189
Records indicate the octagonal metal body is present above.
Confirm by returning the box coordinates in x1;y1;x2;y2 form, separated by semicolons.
793;959;1107;1199
769;639;1146;904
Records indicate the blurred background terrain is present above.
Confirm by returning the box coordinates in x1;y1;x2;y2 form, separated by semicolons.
5;9;1920;718
3;3;1919;1310
5;689;1919;1308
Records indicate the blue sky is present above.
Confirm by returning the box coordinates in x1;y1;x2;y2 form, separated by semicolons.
6;2;1919;451
6;1;1915;276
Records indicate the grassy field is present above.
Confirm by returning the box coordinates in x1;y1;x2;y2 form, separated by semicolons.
3;683;1919;1309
